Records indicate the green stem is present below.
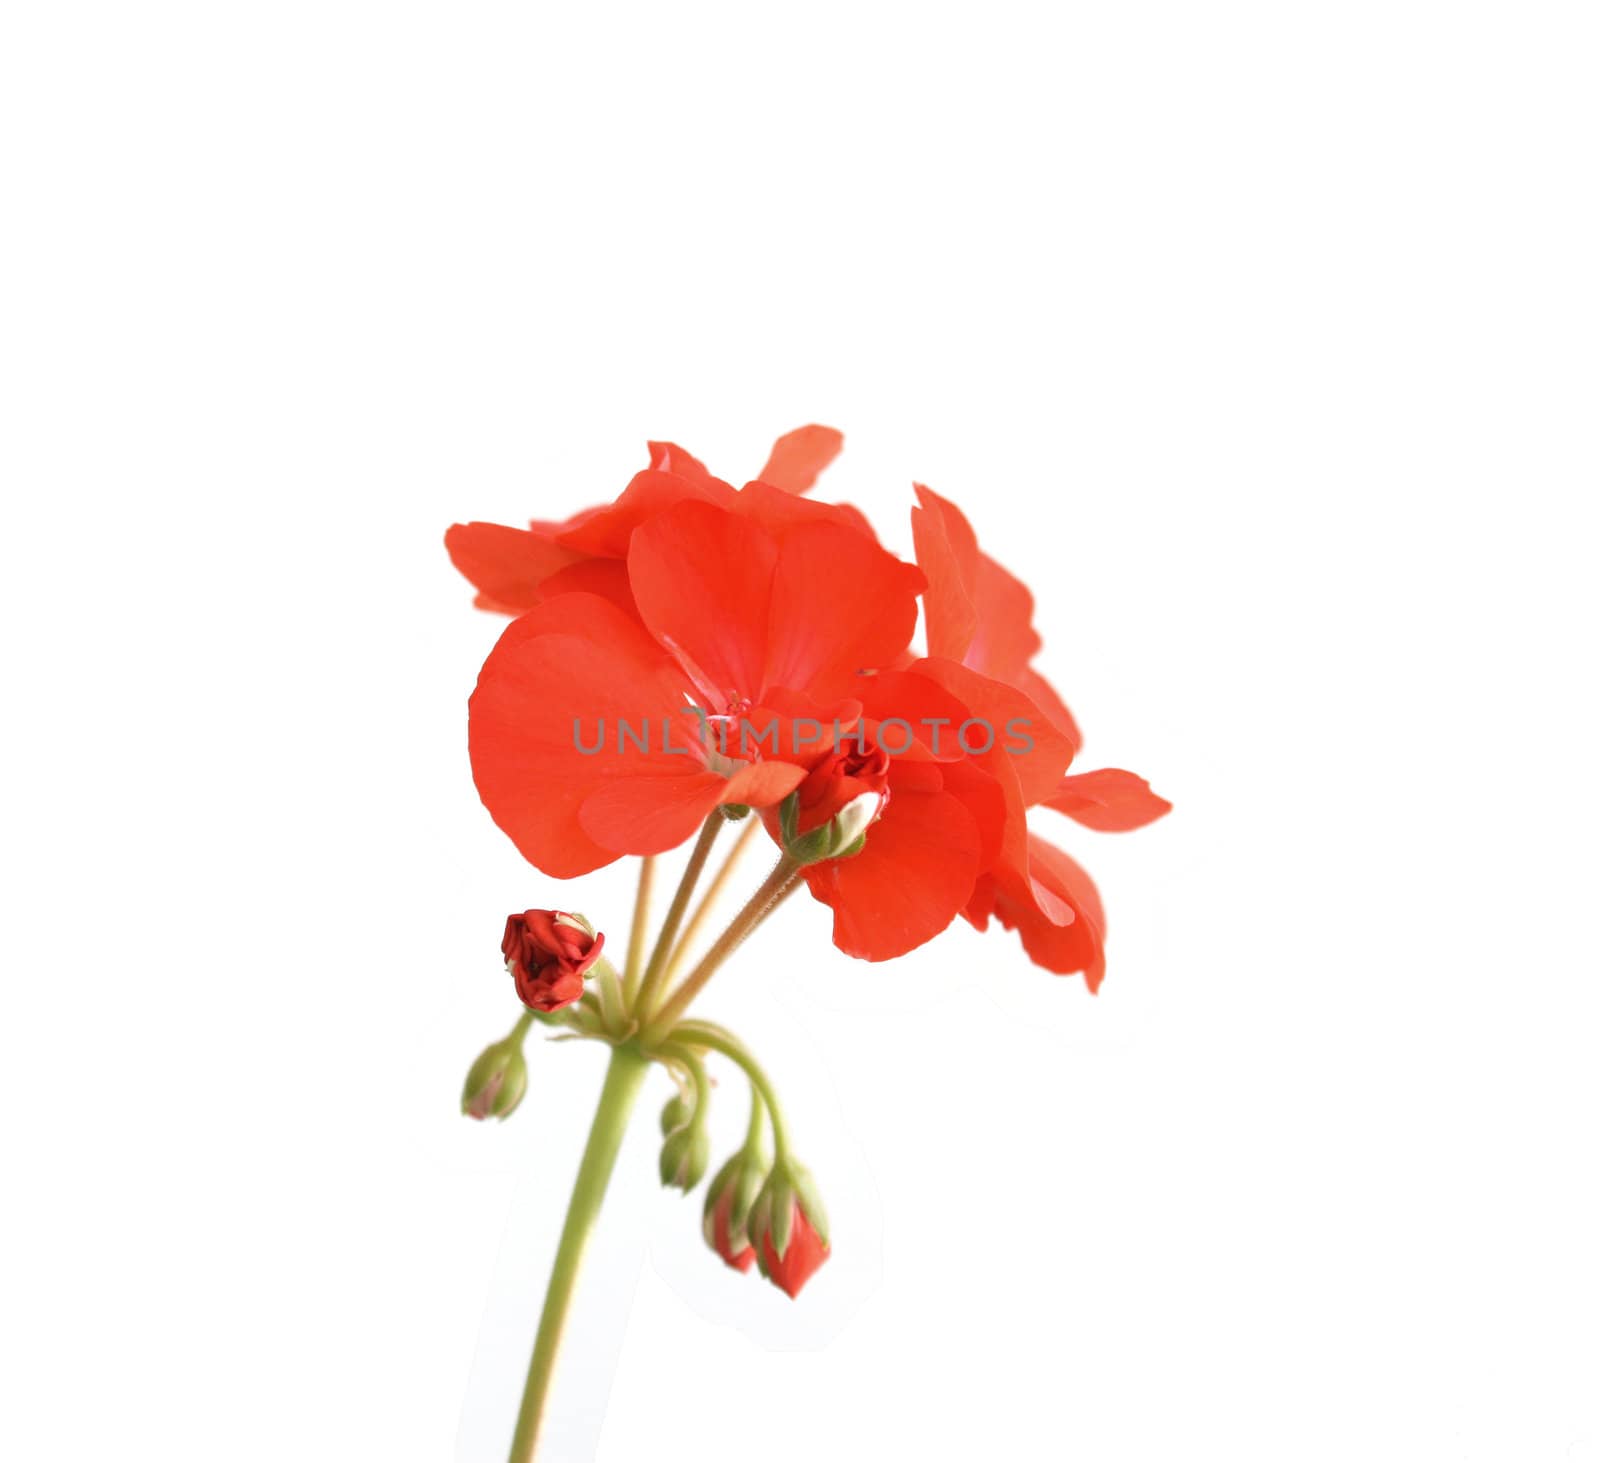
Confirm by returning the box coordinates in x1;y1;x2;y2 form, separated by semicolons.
642;856;801;1041
661;816;760;987
670;1019;792;1159
620;855;657;1006
507;1044;650;1463
633;816;723;1022
741;1080;767;1155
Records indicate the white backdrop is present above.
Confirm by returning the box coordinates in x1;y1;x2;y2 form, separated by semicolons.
3;3;1597;1461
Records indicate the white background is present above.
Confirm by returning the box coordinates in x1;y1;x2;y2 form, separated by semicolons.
3;3;1597;1460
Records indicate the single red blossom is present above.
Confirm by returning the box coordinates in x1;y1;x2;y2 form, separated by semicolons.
907;487;1170;990
756;1200;830;1300
469;500;923;876
502;909;604;1012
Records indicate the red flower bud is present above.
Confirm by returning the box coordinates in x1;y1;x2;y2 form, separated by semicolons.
707;1184;756;1271
502;910;604;1012
793;733;891;834
748;1162;830;1299
701;1154;766;1273
757;1200;829;1299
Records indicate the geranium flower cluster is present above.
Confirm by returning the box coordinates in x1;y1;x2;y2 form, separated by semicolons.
450;426;1166;1454
450;425;1169;979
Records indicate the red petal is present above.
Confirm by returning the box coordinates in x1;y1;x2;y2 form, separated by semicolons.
629;501;778;705
723;759;808;807
912;657;1077;805
936;757;1009;872
468;595;694;875
853;668;976;762
802;780;980;961
647;440;720;484
968;551;1042;679
557;468;737;558
1045;769;1172;832
762;523;924;703
578;773;734;855
910;484;979;662
909;487;1082;749
735;479;878;542
532;558;640;622
755;424;844;495
1014;667;1083;757
760;1205;830;1298
445;522;581;613
990;835;1107;991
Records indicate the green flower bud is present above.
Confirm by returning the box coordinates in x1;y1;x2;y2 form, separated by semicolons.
660;1090;693;1136
659;1121;712;1192
779;789;883;866
460;1039;528;1122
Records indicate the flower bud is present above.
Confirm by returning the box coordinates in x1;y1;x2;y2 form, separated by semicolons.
659;1090;693;1136
779;788;884;866
700;1152;769;1272
747;1159;830;1298
659;1121;712;1192
502;910;604;1012
460;1039;528;1122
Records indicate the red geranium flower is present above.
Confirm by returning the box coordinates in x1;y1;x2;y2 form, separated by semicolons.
909;487;1170;990
468;497;924;876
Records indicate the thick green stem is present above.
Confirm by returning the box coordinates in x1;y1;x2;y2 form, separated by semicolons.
507;1044;650;1463
633;816;722;1021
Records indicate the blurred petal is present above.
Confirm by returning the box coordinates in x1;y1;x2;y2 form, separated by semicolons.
558;468;737;557
984;835;1107;991
444;522;581;613
1046;769;1172;832
755;424;844;495
533;558;639;621
735;479;877;542
647;440;722;484
910;483;979;662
